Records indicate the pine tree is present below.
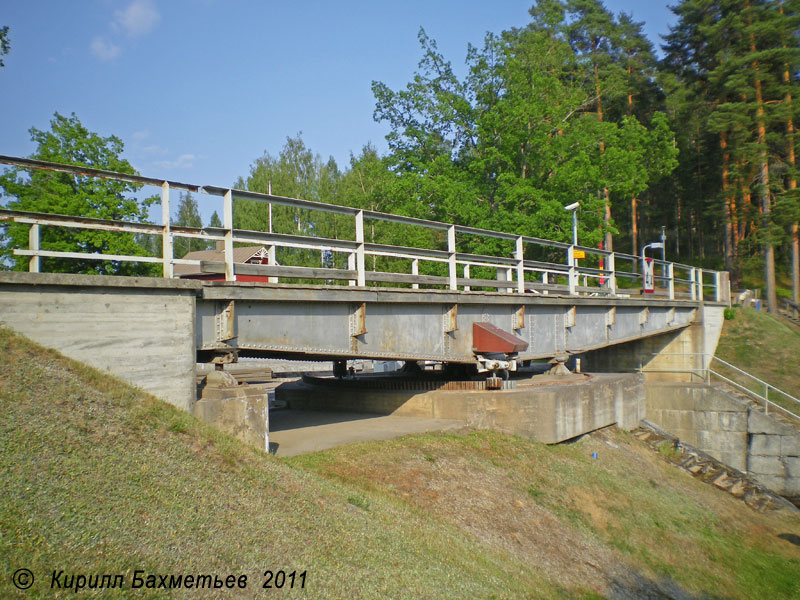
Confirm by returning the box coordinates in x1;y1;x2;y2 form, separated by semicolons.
0;25;10;68
777;0;800;306
616;12;659;254
565;0;627;252
172;192;206;258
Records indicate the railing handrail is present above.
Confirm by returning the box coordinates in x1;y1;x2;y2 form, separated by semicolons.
0;155;730;302
709;355;800;403
641;351;800;420
707;370;800;420
780;297;800;311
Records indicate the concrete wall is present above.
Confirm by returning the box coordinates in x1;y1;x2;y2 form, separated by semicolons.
194;381;271;452
0;272;199;411
747;409;800;501
647;382;800;502
279;373;645;444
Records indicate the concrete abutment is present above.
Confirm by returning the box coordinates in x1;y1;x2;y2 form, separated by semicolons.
646;382;800;503
0;272;198;411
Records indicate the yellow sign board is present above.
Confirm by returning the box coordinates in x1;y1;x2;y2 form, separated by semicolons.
573;250;586;259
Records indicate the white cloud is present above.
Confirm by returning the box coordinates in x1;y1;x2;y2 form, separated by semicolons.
90;37;121;61
132;130;151;141
154;154;196;169
114;0;161;38
140;144;168;156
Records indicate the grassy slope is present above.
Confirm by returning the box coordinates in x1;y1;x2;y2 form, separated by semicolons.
715;306;800;398
0;327;557;599
293;431;800;600
1;325;799;599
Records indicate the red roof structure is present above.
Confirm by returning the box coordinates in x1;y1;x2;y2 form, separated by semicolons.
174;245;271;282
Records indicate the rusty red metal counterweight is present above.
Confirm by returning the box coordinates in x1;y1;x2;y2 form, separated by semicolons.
471;322;528;354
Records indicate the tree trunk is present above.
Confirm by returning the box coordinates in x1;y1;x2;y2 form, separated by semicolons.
594;41;613;253
627;51;638;256
781;1;799;306
675;196;681;257
750;5;778;314
721;130;733;273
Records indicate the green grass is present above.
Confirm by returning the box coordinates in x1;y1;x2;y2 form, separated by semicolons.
715;306;800;403
0;326;560;599
2;325;800;599
290;428;800;600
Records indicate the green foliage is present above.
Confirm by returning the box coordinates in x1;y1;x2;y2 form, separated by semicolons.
662;0;800;295
371;16;678;257
0;113;156;275
346;494;371;511
172;192;209;258
0;25;9;68
223;4;681;274
233;136;425;278
234;134;344;269
724;307;736;320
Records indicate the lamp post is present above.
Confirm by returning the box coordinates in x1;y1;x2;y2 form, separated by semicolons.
564;202;579;247
564;202;579;294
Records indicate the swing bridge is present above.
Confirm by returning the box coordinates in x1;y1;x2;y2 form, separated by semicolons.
0;155;730;410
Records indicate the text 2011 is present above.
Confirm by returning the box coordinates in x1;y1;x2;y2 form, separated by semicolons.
263;570;306;589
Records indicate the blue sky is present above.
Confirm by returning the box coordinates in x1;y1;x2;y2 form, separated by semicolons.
1;1;677;222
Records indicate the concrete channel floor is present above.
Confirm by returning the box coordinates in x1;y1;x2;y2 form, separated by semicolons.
268;409;465;456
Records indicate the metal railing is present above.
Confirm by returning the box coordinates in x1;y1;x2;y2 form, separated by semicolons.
780;298;800;321
706;355;800;420
0;155;730;302
640;352;800;420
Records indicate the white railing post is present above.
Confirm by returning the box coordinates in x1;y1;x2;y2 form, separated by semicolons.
447;225;457;291
515;236;525;294
411;258;419;290
28;223;40;273
161;182;173;278
607;252;616;295
348;253;356;287
223;189;235;282
668;262;675;300
542;271;549;295
463;263;470;292
568;246;576;295
698;268;704;302
267;245;277;284
267;181;277;283
355;210;365;287
714;271;721;302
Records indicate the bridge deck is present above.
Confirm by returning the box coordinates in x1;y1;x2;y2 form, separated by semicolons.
0;155;730;372
0;271;711;365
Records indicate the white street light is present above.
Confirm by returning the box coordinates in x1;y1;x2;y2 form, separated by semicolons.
563;202;579;247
